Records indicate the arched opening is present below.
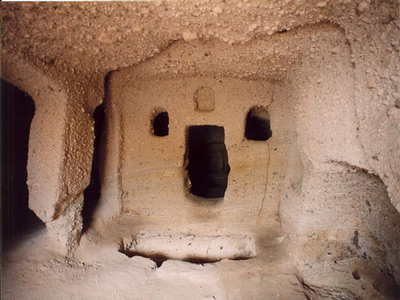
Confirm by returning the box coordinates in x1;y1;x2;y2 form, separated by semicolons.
245;106;272;141
1;79;45;250
153;111;169;137
186;125;230;199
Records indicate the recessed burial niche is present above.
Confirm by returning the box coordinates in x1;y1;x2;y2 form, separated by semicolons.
245;106;272;141
152;110;169;137
186;125;230;199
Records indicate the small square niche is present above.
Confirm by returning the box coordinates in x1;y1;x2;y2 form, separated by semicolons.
194;86;215;111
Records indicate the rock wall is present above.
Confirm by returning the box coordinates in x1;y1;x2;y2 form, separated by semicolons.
98;74;271;226
2;57;103;254
1;0;399;261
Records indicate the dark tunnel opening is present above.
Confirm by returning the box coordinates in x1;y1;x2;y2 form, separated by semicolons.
186;125;230;199
1;79;45;250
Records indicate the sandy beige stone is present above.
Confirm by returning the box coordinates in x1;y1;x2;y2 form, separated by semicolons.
1;0;399;299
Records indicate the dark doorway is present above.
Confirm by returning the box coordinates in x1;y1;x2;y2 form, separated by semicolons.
186;125;230;199
82;103;105;232
153;111;169;137
1;79;45;250
245;107;272;141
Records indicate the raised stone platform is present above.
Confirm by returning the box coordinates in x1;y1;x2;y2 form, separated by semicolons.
120;231;257;263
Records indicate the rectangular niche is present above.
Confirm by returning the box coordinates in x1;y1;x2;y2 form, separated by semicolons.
105;75;273;225
186;125;230;199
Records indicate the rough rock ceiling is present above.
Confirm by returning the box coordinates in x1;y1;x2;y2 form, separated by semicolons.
1;0;396;79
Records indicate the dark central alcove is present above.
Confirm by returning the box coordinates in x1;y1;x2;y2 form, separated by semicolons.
186;125;230;199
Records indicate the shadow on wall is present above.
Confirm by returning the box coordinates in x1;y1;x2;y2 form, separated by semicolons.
1;79;45;250
82;103;105;232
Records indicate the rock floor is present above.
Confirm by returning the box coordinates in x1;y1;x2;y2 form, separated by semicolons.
3;218;304;300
